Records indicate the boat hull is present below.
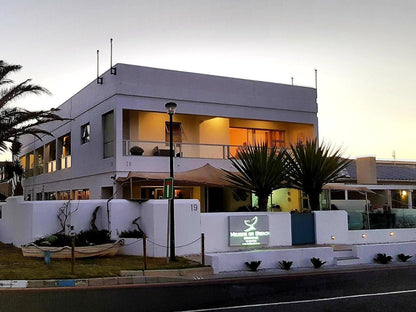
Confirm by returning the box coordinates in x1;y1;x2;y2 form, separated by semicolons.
21;240;124;259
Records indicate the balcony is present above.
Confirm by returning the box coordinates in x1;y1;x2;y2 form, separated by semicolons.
123;140;241;160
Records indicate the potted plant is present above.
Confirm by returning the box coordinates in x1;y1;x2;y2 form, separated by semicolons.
130;146;144;155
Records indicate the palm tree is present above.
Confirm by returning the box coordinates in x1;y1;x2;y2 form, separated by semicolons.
285;139;351;211
0;60;65;150
224;142;286;211
0;60;66;194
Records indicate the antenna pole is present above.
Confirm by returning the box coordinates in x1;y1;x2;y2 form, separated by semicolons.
110;38;117;75
110;39;113;69
97;50;103;84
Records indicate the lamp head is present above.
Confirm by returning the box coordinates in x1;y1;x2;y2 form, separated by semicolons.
165;102;177;115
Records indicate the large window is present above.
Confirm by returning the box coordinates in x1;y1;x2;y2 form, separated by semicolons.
229;128;285;156
230;128;285;147
81;123;90;144
45;141;56;173
59;134;71;169
103;111;115;158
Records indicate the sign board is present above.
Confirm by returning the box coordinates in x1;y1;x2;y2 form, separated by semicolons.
228;215;270;246
163;178;173;199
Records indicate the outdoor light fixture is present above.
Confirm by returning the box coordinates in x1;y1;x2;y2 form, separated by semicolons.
165;101;177;115
331;235;336;240
165;102;177;262
390;232;395;236
362;234;367;238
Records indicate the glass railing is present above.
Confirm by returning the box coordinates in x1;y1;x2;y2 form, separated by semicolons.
123;140;241;159
346;208;416;230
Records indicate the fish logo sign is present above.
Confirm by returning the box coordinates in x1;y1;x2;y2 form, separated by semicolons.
243;216;258;232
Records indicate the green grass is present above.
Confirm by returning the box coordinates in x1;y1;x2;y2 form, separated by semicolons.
0;242;202;280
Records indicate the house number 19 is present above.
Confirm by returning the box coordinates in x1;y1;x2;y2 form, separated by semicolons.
191;204;198;212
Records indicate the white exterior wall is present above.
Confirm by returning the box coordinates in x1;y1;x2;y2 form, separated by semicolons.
206;247;334;274
314;210;350;244
0;197;200;257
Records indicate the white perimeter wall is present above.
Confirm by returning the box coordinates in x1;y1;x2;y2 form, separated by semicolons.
1;198;416;260
0;197;201;257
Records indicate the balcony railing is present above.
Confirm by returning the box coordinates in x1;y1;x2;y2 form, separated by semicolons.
123;140;242;159
47;160;57;173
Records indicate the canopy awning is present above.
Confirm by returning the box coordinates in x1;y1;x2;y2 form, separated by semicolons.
117;163;235;187
323;183;375;193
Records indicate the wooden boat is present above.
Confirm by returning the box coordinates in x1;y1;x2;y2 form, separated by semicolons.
21;239;124;259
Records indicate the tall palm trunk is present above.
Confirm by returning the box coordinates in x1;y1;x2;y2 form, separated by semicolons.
308;192;321;211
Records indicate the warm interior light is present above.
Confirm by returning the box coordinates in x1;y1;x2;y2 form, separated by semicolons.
390;232;395;236
401;190;407;197
362;234;367;238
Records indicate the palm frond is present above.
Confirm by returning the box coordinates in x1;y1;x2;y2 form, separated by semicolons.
285;139;351;210
224;142;286;211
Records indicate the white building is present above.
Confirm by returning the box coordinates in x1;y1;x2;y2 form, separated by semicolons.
20;64;318;212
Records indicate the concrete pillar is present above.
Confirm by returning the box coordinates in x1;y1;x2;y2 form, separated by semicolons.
408;190;412;209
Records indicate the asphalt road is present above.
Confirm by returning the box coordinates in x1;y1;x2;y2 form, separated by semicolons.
1;265;416;312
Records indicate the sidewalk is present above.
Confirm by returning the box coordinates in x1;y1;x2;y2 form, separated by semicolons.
2;260;416;289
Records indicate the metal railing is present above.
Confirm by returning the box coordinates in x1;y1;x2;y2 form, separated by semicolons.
123;140;242;159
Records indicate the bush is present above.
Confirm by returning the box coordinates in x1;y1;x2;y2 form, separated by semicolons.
33;230;112;247
310;257;326;268
374;253;392;264
245;261;261;271
76;229;112;246
119;229;144;238
279;260;293;270
397;253;412;262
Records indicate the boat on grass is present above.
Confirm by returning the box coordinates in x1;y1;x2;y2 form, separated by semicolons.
21;240;124;259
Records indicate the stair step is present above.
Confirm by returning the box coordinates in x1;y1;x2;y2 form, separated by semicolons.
334;250;354;258
335;257;361;266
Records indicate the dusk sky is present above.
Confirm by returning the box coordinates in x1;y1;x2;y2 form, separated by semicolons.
2;0;416;161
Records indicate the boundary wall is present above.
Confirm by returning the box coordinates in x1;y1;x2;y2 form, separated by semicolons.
0;197;201;257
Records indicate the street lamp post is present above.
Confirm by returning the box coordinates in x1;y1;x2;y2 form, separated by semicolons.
165;102;177;261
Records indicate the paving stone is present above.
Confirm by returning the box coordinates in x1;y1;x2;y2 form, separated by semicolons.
42;280;58;287
74;279;89;287
117;276;133;285
120;270;144;277
132;276;146;284
27;280;44;288
102;277;118;285
88;278;104;286
144;269;180;277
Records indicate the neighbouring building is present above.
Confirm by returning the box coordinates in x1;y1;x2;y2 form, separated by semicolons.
19;64;318;212
326;157;416;230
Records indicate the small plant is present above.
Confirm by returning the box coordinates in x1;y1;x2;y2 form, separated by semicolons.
310;257;326;268
397;253;413;262
279;260;293;270
119;229;144;238
374;253;392;264
130;146;144;155
245;261;261;271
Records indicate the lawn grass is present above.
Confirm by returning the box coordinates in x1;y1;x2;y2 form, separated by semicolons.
0;242;202;280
